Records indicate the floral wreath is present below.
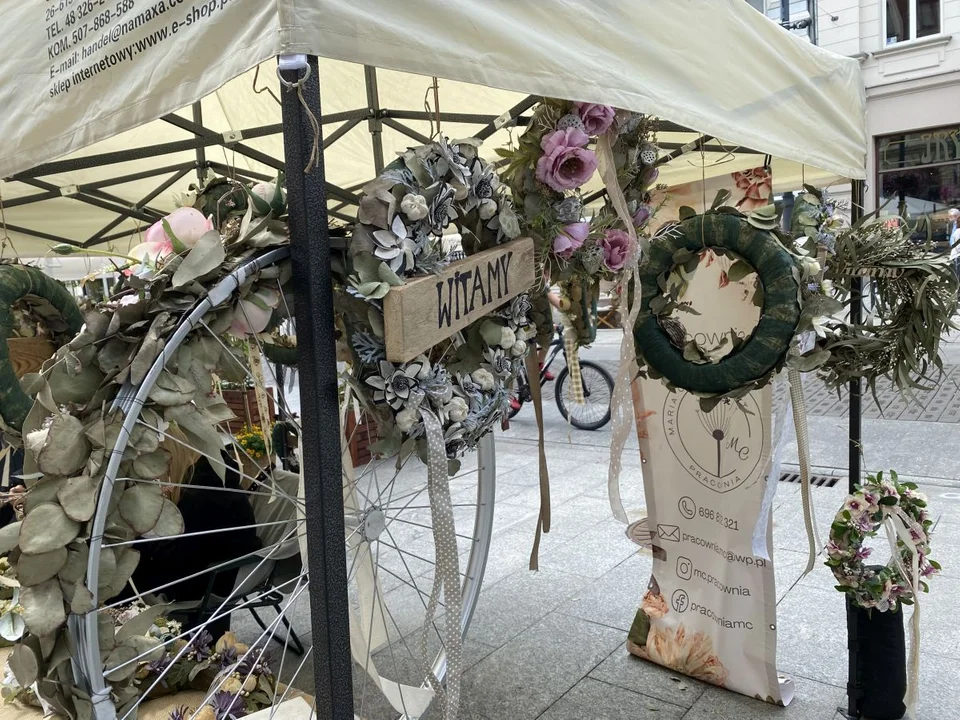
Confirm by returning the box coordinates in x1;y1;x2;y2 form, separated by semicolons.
341;138;533;464
498;100;662;347
826;471;938;611
632;197;837;406
792;186;959;396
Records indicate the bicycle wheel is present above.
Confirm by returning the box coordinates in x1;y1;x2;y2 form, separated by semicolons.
555;360;614;430
65;249;496;720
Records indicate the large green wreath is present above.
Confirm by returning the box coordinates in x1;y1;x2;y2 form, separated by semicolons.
635;210;801;396
0;263;83;432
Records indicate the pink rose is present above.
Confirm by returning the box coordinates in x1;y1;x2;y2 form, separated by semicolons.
574;102;616;135
600;229;631;271
125;207;215;277
553;222;590;258
536;128;598;192
145;207;215;250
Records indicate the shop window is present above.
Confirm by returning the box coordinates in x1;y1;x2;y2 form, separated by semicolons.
877;126;960;248
885;0;941;45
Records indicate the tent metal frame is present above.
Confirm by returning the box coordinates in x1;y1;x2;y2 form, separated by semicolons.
2;66;743;250
4;60;868;720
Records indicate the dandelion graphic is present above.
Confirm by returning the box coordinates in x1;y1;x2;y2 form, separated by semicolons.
696;401;733;476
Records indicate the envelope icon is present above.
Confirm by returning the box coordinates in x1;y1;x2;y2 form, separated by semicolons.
657;524;680;542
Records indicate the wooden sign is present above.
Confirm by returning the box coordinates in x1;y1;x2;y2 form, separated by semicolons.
383;236;535;363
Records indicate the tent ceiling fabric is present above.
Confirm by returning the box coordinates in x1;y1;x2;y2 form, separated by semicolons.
0;0;865;257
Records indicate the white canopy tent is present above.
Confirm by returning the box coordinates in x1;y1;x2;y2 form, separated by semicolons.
0;0;866;258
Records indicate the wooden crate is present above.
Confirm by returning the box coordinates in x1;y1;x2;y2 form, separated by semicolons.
221;387;276;434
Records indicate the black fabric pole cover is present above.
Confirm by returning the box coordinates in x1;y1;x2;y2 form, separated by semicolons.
854;567;907;720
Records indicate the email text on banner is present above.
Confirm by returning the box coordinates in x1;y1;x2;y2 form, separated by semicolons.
45;0;236;97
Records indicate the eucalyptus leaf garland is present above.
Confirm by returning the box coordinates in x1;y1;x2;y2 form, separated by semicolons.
796;187;959;398
3;174;293;717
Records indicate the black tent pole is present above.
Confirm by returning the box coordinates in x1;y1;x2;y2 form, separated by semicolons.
846;178;866;719
279;54;355;720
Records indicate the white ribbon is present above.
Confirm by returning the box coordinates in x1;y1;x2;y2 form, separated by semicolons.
751;373;790;559
788;369;821;574
884;508;922;719
596;132;645;525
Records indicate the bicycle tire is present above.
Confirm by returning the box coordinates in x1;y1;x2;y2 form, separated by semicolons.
555;360;614;430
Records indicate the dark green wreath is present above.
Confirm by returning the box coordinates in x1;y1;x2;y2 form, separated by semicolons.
635;210;801;396
0;263;84;431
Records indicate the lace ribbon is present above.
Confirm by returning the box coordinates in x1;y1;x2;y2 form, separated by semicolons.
595;132;644;524
419;408;464;720
525;350;552;570
562;322;584;407
884;509;922;719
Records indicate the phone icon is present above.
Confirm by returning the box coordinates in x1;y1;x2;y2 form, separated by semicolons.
679;496;697;520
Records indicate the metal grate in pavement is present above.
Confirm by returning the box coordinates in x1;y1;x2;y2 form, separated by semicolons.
777;472;841;488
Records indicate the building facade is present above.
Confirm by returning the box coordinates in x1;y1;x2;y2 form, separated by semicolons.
817;0;960;245
750;1;960;244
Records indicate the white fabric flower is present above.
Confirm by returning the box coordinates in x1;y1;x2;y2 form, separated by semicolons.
820;279;834;295
366;359;425;410
400;193;429;221
511;341;528;358
471;368;495;392
811;315;835;338
478;198;498;220
412;355;432;379
499;327;517;349
444;397;469;422
395;407;421;433
801;257;821;279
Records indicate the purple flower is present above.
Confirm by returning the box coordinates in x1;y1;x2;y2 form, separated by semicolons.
632;204;652;228
553;222;590;258
854;546;872;561
146;657;172;676
574;102;616;135
191;629;214;660
169;706;189;720
600;229;631;272
211;691;247;720
641;165;659;187
535;128;598;192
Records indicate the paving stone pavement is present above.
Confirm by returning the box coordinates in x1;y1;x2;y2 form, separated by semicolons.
235;329;960;719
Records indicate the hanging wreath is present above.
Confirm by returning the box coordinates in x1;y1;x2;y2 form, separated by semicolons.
341;138;533;464
634;206;805;399
792;187;959;397
0;263;84;432
0;174;293;717
826;471;938;611
497;100;662;346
